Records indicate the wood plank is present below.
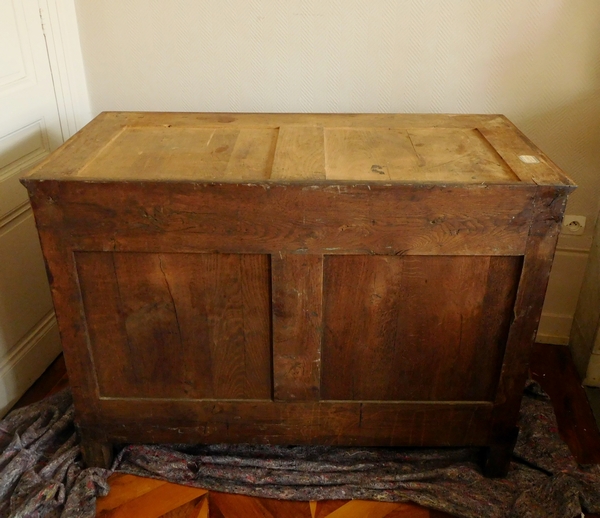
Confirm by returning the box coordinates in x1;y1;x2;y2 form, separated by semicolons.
83;400;492;447
470;256;522;400
76;252;142;398
111;252;186;398
159;496;206;518
118;113;503;131
477;125;572;186
485;186;570;476
23;112;127;179
384;504;433;517
324;127;517;183
210;492;275;518
79;127;240;180
271;126;326;180
197;496;209;518
325;500;403;518
321;255;518;401
223;128;278;180
96;474;167;514
324;128;408;181
314;501;346;518
251;496;312;518
155;253;271;400
402;128;518;183
97;483;207;518
272;254;323;401
24;222;102;425
23;113;574;187
22;114;509;184
77;252;272;400
28;181;536;256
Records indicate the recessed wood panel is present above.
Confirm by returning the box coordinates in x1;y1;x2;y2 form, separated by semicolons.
321;255;521;402
324;127;518;183
75;252;272;399
78;126;278;181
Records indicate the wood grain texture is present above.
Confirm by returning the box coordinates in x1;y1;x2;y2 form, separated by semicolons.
96;481;206;518
21;113;575;477
79;433;113;469
272;254;323;401
76;252;272;400
223;128;278;180
96;474;167;514
477;123;574;186
96;479;449;518
321;255;520;401
23;112;572;186
485;186;571;476
81;400;492;447
271;126;326;180
25;181;536;256
324;127;517;183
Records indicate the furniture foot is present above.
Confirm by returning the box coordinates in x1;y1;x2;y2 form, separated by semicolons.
482;427;519;477
80;434;114;469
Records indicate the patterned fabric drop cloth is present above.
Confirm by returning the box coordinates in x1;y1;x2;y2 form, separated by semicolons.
0;382;598;518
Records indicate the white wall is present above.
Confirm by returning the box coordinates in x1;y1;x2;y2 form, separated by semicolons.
74;0;600;343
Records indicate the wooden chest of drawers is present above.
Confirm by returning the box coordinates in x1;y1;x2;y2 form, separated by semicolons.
22;112;574;476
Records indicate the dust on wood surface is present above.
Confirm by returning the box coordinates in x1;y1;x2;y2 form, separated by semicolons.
22;112;574;186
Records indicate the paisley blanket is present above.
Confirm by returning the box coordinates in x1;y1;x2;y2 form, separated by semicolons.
0;382;598;518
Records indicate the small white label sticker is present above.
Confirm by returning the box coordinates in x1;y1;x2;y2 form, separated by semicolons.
519;155;540;164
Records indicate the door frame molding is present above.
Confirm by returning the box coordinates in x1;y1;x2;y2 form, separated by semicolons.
38;0;91;139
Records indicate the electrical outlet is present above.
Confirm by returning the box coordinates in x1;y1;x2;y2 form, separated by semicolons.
561;215;586;236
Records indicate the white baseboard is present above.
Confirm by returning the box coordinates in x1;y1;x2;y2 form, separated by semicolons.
0;312;62;417
536;312;573;345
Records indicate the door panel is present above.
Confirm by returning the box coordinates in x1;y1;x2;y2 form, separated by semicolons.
0;0;64;414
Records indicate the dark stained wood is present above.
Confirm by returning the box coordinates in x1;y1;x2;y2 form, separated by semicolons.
321;255;520;401
25;181;536;257
531;343;600;465
485;186;570;476
80;400;492;448
76;252;272;400
272;254;323;401
79;432;114;469
26;222;102;425
21;113;575;478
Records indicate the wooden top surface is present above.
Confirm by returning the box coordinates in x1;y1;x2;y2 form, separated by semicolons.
23;112;574;186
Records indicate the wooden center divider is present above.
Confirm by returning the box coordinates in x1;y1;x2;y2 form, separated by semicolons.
272;253;324;401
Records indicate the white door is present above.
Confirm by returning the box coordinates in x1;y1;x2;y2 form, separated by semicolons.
0;0;65;414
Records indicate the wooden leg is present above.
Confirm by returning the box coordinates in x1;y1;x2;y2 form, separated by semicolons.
79;432;114;469
482;427;519;477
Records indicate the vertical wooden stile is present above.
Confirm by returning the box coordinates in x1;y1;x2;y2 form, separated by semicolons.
485;185;571;476
272;254;323;401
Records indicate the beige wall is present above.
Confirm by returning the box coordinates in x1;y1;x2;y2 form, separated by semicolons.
74;0;600;343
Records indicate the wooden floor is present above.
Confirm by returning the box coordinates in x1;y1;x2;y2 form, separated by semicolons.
13;343;600;518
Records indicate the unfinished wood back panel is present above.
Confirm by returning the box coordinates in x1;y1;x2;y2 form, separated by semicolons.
58;122;530;184
321;255;521;402
75;252;272;399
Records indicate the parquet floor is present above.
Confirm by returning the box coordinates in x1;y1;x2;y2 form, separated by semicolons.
13;343;600;518
95;477;442;517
